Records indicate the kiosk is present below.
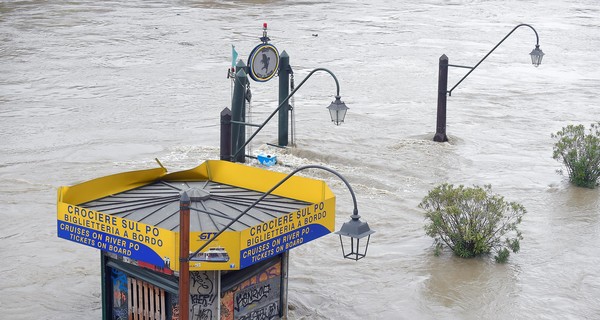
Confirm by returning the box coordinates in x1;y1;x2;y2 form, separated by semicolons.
57;160;336;320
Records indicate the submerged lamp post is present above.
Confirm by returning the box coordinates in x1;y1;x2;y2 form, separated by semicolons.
229;68;349;162
434;23;544;142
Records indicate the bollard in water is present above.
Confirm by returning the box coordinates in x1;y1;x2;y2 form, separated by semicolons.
434;54;449;142
278;50;291;147
220;107;232;161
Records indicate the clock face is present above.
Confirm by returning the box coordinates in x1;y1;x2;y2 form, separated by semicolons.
248;44;279;82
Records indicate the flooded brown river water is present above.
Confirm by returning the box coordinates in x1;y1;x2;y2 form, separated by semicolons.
1;0;599;319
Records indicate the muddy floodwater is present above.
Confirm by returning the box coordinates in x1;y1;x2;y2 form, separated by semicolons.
1;0;599;319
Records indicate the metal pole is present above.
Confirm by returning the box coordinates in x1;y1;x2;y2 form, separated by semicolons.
220;107;232;161
231;62;248;163
178;192;191;320
278;51;291;147
280;251;289;319
434;54;449;142
101;253;108;320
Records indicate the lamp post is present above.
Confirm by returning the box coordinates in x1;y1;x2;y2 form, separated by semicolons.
180;164;373;266
229;68;349;162
434;23;545;142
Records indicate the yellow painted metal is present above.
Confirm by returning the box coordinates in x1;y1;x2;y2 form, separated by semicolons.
57;202;176;268
204;160;334;203
57;167;167;205
57;160;337;271
57;160;334;205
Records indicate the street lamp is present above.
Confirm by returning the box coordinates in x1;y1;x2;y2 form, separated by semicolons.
530;44;544;67
328;96;349;126
181;164;373;263
229;68;349;162
177;164;372;320
335;211;374;261
434;23;544;142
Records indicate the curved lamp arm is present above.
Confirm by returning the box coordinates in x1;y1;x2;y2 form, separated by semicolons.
448;23;541;96
186;164;359;261
232;68;341;159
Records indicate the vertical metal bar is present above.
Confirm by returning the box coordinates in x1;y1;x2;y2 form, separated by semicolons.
434;54;449;142
280;252;289;319
220;108;232;161
101;252;108;320
278;51;290;147
338;235;346;258
231;65;248;163
179;192;191;320
217;270;222;319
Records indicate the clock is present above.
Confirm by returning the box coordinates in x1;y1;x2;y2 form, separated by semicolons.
247;43;279;82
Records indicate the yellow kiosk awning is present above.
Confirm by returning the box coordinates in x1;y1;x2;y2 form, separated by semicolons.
57;160;335;271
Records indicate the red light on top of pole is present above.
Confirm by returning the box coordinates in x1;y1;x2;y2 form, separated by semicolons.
263;22;268;29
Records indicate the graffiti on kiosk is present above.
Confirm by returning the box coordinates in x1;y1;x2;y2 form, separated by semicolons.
221;262;281;320
190;271;218;320
237;302;279;320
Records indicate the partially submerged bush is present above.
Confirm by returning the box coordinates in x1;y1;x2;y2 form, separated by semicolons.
419;184;525;263
552;122;600;189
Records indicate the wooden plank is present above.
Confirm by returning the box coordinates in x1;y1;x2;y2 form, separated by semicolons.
143;281;149;319
148;285;156;320
124;276;168;320
137;279;143;320
153;287;158;320
128;277;133;320
159;289;166;320
132;278;138;320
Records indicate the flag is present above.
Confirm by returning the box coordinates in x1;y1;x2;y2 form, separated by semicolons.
232;45;238;68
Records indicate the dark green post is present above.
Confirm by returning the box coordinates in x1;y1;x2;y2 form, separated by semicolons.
434;54;449;142
231;61;248;163
278;51;291;146
220;107;232;161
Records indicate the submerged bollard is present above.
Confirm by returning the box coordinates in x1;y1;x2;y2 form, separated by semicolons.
220;107;232;161
278;51;291;147
434;54;449;142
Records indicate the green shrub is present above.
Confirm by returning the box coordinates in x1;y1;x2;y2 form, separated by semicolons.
551;122;600;189
419;184;525;263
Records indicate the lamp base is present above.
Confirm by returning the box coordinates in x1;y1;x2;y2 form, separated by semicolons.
433;132;448;142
